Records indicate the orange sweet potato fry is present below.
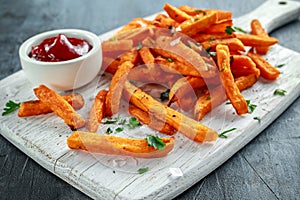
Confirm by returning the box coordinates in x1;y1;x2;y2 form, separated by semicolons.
128;106;176;135
247;51;280;80
251;19;270;54
230;55;260;78
18;93;84;117
201;38;245;52
124;81;218;142
236;34;278;47
105;61;135;117
88;90;108;133
102;39;133;53
67;131;175;158
153;14;179;28
216;44;248;115
164;3;191;23
33;85;86;130
202;20;233;34
194;74;257;120
180;11;218;36
139;47;155;64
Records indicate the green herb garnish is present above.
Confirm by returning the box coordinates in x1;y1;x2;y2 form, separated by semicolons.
274;89;286;96
106;127;113;134
195;9;207;15
253;116;261;122
218;128;237;138
2;100;20;116
160;89;170;101
246;100;257;114
115;127;123;133
118;119;127;125
275;64;285;68
127;117;142;129
136;42;143;50
225;26;247;35
104;119;118;124
137;167;149;174
206;96;211;100
146;135;166;150
167;58;174;62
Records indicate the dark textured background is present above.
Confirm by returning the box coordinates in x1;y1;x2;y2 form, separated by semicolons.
0;0;299;199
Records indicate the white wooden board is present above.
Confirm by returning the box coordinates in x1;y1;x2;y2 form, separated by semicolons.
1;0;300;199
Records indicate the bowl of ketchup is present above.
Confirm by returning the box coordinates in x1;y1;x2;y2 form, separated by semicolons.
19;29;102;91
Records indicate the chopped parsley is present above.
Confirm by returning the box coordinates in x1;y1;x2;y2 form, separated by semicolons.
206;96;211;100
127;117;142;129
146;135;166;150
167;58;174;62
195;9;207;15
136;42;143;50
115;127;123;133
274;89;286;96
275;64;285;68
104;119;118;124
106;127;113;134
160;89;170;101
246;100;257;114
218;128;237;138
253;116;261;122
225;26;247;35
2;100;20;116
137;167;149;174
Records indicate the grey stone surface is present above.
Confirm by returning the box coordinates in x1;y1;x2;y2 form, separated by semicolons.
0;0;299;199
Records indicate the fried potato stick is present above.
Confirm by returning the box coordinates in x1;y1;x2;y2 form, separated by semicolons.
105;61;135;117
180;11;217;36
216;44;248;115
251;19;270;54
236;34;278;47
88;90;108;133
33;85;86;130
164;3;191;23
124;81;218;142
247;51;280;80
67;131;175;158
18;93;84;117
129;106;177;135
194;74;257;120
230;55;260;78
201;38;245;52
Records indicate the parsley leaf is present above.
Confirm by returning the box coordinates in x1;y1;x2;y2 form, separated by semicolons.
253;116;261;122
225;26;247;35
246;100;257;114
137;167;149;174
146;135;166;150
160;89;170;101
218;128;237;138
275;64;285;68
127;117;142;129
206;96;211;100
2;100;20;116
136;42;143;50
115;127;123;133
167;58;174;62
195;9;206;15
104;119;118;124
106;127;113;134
274;89;286;96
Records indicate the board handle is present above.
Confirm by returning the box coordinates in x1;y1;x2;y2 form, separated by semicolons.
234;0;300;33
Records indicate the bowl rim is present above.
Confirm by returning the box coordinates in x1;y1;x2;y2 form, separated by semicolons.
19;29;101;66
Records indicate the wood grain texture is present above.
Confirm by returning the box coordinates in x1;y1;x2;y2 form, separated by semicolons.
1;0;300;200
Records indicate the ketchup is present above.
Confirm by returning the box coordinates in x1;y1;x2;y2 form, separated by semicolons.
29;34;92;62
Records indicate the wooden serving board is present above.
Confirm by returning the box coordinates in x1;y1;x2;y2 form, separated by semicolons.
1;0;300;199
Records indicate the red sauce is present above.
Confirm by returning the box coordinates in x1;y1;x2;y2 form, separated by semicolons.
29;34;92;62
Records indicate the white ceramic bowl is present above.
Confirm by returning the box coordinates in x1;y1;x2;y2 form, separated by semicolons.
19;29;102;91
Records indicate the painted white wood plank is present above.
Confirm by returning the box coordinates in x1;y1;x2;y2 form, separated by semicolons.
1;0;300;199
